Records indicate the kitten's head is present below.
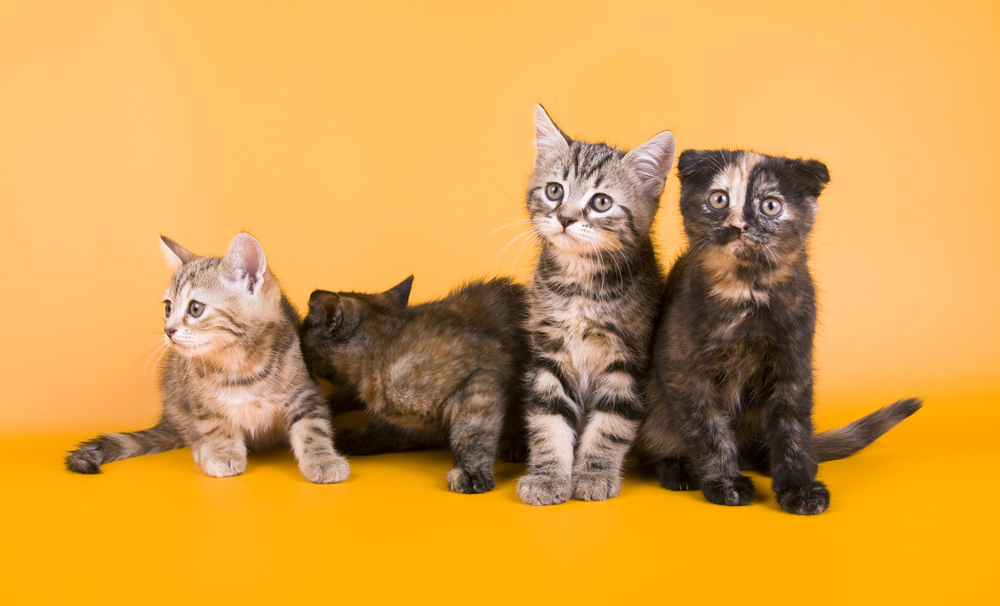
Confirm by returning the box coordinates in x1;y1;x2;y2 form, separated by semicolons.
160;232;278;358
676;149;829;268
526;105;675;258
300;276;413;382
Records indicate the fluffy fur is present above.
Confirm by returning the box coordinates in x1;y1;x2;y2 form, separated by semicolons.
516;106;675;505
65;233;349;483
300;277;530;494
636;149;921;514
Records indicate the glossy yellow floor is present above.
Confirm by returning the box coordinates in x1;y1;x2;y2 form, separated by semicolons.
4;389;996;605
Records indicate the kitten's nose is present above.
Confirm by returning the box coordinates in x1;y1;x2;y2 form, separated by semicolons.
164;327;177;339
558;215;576;229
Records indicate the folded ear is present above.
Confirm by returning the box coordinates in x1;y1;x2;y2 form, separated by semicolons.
160;236;201;270
307;290;343;331
534;104;571;168
676;149;726;181
221;232;267;295
385;275;414;308
793;159;831;198
625;130;675;198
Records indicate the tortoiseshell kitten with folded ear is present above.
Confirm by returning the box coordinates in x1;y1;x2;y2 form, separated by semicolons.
66;233;349;484
636;150;921;515
300;276;530;494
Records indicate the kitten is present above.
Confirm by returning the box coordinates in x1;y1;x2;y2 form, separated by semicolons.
300;276;530;494
515;106;675;505
65;233;349;484
636;149;921;515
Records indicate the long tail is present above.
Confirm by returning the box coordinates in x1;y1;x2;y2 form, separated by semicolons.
812;398;922;462
65;418;186;474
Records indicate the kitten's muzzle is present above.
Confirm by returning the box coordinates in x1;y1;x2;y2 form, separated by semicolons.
557;215;576;229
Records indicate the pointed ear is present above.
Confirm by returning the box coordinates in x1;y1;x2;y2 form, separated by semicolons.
625;130;675;198
160;236;201;270
307;290;343;331
534;104;570;168
385;275;414;308
222;232;267;295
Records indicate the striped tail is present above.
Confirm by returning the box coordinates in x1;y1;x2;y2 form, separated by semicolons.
812;398;923;462
65;419;186;474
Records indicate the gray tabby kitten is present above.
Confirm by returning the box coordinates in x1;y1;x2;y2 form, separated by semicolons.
300;277;530;494
516;106;675;505
65;233;349;484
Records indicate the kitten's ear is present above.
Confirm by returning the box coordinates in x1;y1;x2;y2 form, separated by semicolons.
676;149;725;181
534;105;570;168
160;236;201;270
385;275;414;308
307;290;343;331
793;159;831;198
222;232;267;295
625;131;676;198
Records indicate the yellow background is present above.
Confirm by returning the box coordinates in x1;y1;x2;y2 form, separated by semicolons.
1;1;997;604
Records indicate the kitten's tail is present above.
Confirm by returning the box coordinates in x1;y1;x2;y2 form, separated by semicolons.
812;398;922;462
65;418;185;474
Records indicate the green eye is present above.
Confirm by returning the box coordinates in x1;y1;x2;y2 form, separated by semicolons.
589;194;614;213
545;183;564;202
760;198;783;217
164;301;172;317
188;300;205;317
708;191;729;210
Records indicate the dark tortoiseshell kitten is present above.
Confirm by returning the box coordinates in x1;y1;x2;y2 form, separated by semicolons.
300;277;530;494
636;150;921;515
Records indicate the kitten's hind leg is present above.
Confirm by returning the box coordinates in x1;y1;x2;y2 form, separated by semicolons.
656;457;699;491
288;389;350;484
445;372;507;494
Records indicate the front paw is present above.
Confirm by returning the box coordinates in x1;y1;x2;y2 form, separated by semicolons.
775;481;830;515
300;455;350;484
447;467;496;494
516;474;571;506
702;475;755;506
656;458;698;491
572;471;621;501
200;454;246;478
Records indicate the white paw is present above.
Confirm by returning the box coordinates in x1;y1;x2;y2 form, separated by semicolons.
300;455;350;484
200;455;246;478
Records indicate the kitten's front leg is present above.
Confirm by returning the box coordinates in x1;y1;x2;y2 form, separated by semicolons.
675;378;754;506
288;389;350;484
572;367;644;501
191;421;248;478
765;380;828;515
444;372;506;494
516;364;578;505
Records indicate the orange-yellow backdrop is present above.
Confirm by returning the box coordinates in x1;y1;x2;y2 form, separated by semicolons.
1;1;997;604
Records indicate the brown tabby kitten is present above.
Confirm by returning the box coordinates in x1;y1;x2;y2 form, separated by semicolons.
516;106;674;505
636;149;921;514
65;233;349;484
300;276;530;494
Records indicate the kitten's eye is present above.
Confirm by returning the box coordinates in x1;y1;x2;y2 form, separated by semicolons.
589;194;614;213
187;300;206;318
545;183;564;202
164;301;172;317
760;198;783;217
708;191;729;210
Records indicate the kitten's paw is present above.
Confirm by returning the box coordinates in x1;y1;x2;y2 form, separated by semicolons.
300;455;350;484
200;455;246;478
702;475;755;506
446;467;496;494
775;481;830;515
65;446;102;474
572;471;622;501
516;474;571;506
656;458;698;491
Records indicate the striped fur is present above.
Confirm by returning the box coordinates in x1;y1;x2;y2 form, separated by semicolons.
66;233;349;484
636;150;921;514
516;106;674;505
300;277;531;494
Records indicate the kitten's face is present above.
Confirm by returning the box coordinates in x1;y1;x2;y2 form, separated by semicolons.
160;233;271;358
677;150;829;266
527;106;675;257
